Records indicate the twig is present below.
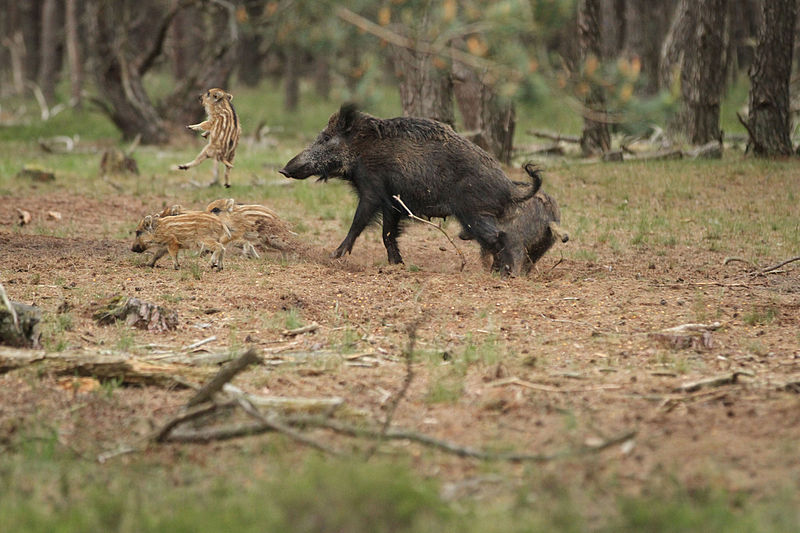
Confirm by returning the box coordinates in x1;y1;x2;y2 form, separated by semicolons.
760;255;800;274
182;335;217;352
674;371;754;393
281;323;319;337
661;322;721;334
228;387;340;456
186;347;260;407
392;195;467;271
290;416;637;463
539;313;601;334
489;376;621;393
526;129;581;144
152;400;235;443
366;321;418;459
723;256;758;269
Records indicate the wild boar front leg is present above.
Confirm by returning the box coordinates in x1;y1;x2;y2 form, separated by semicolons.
205;241;225;270
333;197;379;259
186;120;211;133
148;247;168;267
381;205;403;264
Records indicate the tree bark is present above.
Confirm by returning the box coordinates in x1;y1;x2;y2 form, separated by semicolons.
37;0;62;104
677;0;728;145
622;0;676;94
86;0;169;144
64;0;83;107
452;56;515;163
744;0;797;156
578;0;610;156
391;44;454;126
659;0;692;91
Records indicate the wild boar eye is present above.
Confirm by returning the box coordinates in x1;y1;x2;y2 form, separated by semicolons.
135;230;142;237
211;207;220;213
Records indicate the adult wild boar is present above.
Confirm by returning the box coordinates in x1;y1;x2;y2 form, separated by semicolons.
279;104;538;270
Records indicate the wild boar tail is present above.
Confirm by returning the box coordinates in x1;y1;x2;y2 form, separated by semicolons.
511;162;543;203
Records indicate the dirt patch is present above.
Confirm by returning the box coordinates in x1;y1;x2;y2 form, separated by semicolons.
1;189;799;499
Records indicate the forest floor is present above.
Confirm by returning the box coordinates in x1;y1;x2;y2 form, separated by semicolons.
1;158;799;528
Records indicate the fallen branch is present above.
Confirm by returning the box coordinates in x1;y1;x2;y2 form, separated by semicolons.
0;348;210;385
281;323;319;337
229;386;340;455
489;376;622;393
526;129;581;144
674;371;754;393
182;335;217;352
186;347;260;407
393;195;467;271
760;255;800;274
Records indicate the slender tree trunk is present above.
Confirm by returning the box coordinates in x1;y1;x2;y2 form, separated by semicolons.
578;0;610;156
659;0;692;91
64;0;83;107
623;0;675;94
744;0;797;156
284;45;300;111
679;0;728;145
600;0;625;60
37;0;61;103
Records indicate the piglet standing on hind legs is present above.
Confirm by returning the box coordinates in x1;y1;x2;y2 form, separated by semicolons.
177;88;241;188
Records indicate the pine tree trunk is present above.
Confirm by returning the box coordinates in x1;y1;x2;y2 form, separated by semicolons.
452;57;515;164
392;44;454;126
623;0;676;94
578;0;610;156
678;0;728;145
744;0;797;156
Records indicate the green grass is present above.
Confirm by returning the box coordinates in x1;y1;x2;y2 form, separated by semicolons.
1;429;797;533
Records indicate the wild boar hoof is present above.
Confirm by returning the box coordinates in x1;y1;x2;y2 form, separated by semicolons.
224;183;230;189
178;165;188;170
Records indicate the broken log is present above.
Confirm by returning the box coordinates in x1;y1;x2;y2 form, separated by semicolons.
0;349;213;386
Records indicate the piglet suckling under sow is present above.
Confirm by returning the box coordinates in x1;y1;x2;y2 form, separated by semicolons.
279;104;538;270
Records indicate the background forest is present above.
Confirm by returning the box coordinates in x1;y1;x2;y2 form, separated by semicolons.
1;0;798;159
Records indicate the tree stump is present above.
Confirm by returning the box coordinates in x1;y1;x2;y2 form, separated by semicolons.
0;301;42;348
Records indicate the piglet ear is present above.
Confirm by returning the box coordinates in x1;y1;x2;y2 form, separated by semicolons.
143;215;153;230
226;92;233;102
224;198;235;212
337;102;359;134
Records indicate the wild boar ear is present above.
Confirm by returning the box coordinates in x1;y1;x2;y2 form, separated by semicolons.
143;215;153;229
338;102;359;134
226;92;233;102
169;205;182;216
224;198;235;212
